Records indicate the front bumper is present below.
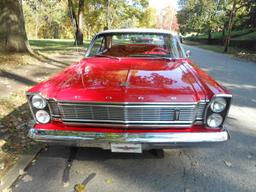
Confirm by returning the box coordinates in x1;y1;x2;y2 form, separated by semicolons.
28;128;230;149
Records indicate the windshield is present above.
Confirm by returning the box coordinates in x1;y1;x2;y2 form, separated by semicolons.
87;33;185;58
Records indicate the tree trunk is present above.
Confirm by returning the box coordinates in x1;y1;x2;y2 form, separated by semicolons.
77;0;84;45
0;0;30;52
68;0;84;45
105;0;110;29
224;0;237;53
207;29;212;44
222;23;226;44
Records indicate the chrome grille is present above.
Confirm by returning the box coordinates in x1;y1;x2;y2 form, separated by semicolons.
196;102;207;120
48;100;60;118
51;102;200;127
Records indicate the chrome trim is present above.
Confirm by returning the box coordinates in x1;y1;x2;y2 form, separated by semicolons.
62;119;193;124
57;102;197;126
195;101;208;121
214;94;232;98
58;103;196;108
204;94;232;127
28;128;230;147
26;94;37;123
63;122;192;128
26;93;208;128
26;92;52;124
57;101;198;105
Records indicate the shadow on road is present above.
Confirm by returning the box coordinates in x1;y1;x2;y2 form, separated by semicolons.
11;121;255;192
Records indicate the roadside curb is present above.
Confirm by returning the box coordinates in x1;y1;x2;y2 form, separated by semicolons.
0;146;42;192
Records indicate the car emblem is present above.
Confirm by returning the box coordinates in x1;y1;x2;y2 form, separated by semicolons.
170;96;177;100
138;96;144;100
105;96;112;100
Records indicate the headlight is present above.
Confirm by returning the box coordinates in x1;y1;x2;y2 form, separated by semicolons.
35;110;50;124
210;98;227;113
207;113;223;128
32;94;46;109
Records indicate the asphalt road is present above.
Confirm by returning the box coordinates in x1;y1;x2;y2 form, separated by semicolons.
13;45;256;192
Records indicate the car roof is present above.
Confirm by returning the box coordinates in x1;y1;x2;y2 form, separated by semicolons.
97;28;177;36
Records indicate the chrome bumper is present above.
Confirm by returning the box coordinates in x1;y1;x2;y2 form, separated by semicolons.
28;128;229;149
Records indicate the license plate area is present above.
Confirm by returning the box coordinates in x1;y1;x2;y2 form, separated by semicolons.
110;143;142;153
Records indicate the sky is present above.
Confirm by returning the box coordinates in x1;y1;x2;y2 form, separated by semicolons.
149;0;178;11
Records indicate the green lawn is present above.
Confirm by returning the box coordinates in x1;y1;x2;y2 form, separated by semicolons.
29;39;90;52
190;29;256;40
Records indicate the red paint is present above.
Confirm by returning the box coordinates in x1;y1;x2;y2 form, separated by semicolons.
27;47;230;134
34;122;221;133
28;57;228;102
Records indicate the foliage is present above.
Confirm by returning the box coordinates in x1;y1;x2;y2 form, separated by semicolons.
23;0;72;39
22;0;157;40
156;6;179;31
178;0;256;35
177;0;225;35
178;0;256;51
190;29;256;40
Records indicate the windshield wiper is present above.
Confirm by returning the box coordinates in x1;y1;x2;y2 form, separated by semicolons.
93;54;120;60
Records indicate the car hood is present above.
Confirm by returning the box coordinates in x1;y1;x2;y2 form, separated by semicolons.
30;57;207;102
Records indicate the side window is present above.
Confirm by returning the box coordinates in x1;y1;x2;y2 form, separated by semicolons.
170;37;184;58
89;36;106;56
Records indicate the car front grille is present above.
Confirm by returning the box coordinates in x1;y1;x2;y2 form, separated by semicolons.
48;101;207;128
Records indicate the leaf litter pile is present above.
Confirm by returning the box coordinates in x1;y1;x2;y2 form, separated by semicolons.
0;89;40;179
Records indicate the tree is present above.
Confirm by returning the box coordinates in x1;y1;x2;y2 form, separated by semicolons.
68;0;84;45
224;0;237;52
157;5;179;31
177;0;224;42
23;0;71;39
139;7;157;28
223;0;255;52
0;0;30;52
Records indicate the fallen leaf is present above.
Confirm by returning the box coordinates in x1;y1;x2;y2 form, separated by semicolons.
224;160;232;167
0;139;6;148
63;182;70;188
22;175;33;182
74;183;86;192
31;159;37;165
19;169;26;176
2;188;12;192
105;179;113;184
0;162;5;170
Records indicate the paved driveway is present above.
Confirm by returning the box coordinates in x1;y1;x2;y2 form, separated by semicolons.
13;45;256;192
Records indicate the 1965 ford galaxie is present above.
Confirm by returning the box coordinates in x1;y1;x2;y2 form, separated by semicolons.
27;29;232;153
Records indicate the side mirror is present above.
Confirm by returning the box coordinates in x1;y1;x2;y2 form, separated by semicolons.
186;50;191;58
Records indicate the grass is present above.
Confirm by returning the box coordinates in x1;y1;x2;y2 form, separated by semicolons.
191;29;256;40
29;39;90;53
0;39;90;70
186;29;256;62
185;41;256;62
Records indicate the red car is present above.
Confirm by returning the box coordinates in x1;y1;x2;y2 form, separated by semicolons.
27;29;232;153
